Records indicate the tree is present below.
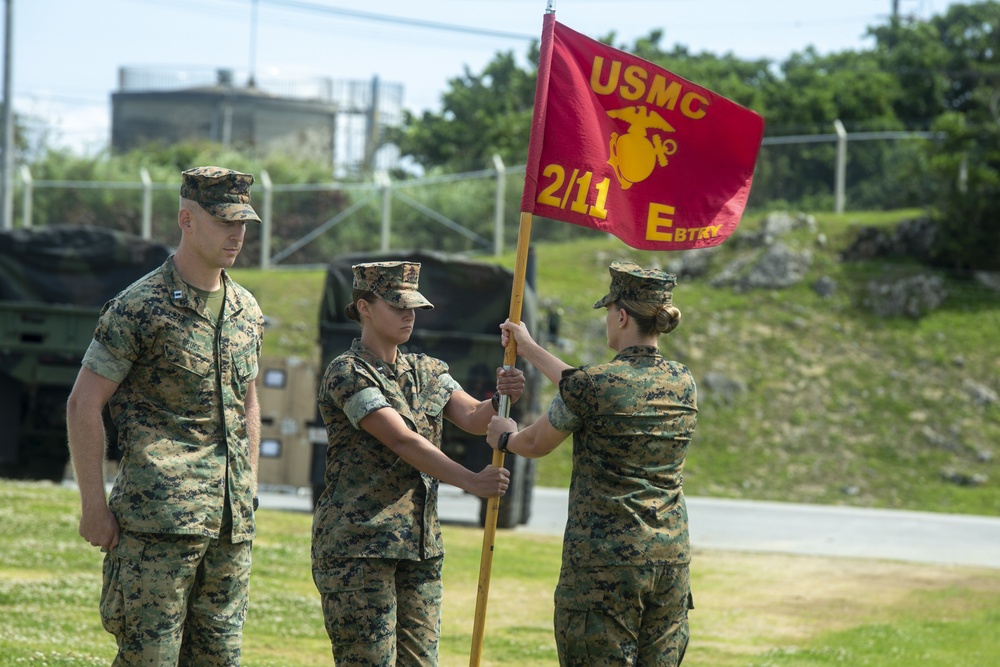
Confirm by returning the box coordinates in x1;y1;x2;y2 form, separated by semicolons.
393;48;539;173
392;28;932;213
874;1;1000;270
624;33;775;118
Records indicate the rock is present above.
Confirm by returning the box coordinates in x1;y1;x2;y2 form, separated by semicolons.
711;241;813;292
865;274;946;318
811;275;837;298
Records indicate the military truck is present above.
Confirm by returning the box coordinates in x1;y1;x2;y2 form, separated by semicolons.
313;249;544;528
256;355;319;491
0;225;173;482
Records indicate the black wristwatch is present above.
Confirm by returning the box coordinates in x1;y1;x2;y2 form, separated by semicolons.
252;496;259;511
491;392;501;412
498;431;512;453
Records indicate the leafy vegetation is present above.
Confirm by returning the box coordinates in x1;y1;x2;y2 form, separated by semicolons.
3;480;1000;666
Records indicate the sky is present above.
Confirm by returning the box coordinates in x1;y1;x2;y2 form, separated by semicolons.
9;0;976;154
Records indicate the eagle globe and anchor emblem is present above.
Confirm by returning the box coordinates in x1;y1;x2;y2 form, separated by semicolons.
606;105;678;189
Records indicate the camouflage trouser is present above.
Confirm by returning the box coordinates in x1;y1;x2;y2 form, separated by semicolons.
100;531;252;667
313;556;443;667
554;563;693;667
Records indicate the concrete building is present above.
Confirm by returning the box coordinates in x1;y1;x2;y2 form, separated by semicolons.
111;66;403;175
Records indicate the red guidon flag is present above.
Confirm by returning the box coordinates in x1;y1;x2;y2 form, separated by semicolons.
521;14;765;250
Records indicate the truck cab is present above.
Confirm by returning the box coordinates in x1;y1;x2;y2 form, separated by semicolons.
0;225;173;482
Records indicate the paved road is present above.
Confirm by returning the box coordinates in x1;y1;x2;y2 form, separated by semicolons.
261;485;1000;569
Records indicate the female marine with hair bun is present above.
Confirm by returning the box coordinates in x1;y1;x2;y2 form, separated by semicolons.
487;261;698;667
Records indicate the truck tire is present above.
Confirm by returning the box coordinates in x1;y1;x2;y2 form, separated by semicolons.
0;375;22;477
480;453;525;529
519;457;537;525
11;385;70;482
19;434;69;482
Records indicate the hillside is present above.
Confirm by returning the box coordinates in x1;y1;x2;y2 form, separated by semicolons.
230;209;1000;517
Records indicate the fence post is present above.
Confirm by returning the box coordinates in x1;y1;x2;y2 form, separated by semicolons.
834;119;847;214
18;165;31;228
260;169;272;269
0;0;13;231
492;154;505;257
377;171;391;252
139;168;153;239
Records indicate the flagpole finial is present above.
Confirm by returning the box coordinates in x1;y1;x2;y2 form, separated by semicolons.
545;0;555;14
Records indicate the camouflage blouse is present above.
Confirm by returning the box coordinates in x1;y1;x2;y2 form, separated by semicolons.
88;258;263;543
313;338;461;561
547;345;698;567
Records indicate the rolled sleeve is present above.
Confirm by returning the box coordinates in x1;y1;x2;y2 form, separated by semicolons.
81;339;133;384
438;372;461;395
547;392;583;433
343;386;391;429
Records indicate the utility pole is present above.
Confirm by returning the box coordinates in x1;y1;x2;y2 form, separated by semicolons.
888;0;902;50
248;0;258;87
0;0;14;230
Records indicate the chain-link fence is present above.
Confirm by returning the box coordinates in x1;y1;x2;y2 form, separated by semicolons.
8;125;945;269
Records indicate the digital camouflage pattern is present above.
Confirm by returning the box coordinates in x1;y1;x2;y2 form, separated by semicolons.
89;257;263;542
319;250;543;528
101;530;252;666
592;260;677;308
180;166;261;223
352;261;434;310
549;345;697;567
313;555;443;665
313;338;458;561
554;562;691;666
548;344;697;666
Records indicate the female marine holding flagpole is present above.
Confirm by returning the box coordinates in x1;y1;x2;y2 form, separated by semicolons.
487;261;698;666
311;260;523;666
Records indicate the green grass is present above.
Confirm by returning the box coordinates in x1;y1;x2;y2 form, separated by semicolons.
748;590;1000;667
234;208;1000;517
3;480;1000;666
751;615;1000;667
229;265;326;362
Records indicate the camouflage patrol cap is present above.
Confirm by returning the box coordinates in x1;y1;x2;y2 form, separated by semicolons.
593;261;677;308
353;261;434;310
180;166;261;223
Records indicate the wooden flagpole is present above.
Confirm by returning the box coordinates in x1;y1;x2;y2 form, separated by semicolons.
469;4;554;663
468;211;533;666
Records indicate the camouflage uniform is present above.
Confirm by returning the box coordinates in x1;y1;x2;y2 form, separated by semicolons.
85;167;263;666
548;262;698;667
312;262;456;666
